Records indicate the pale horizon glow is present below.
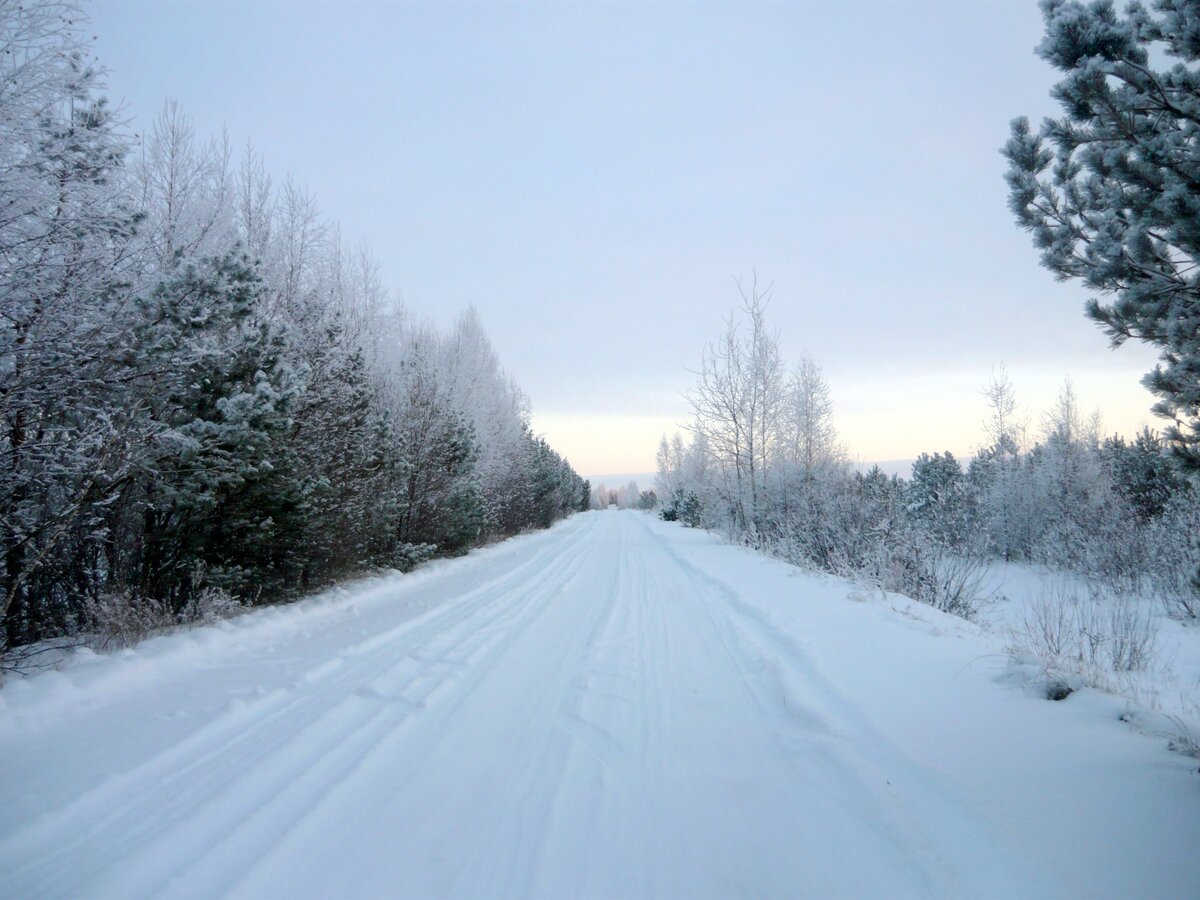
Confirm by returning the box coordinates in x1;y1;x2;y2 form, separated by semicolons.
555;360;1163;483
87;0;1170;475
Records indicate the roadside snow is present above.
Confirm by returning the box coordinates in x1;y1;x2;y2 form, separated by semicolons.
1;511;1197;898
972;561;1200;724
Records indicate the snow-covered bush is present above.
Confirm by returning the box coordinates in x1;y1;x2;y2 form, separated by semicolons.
1008;580;1159;692
1144;496;1200;622
757;470;987;620
79;585;248;650
891;541;988;620
179;587;247;627
79;594;177;651
384;543;439;573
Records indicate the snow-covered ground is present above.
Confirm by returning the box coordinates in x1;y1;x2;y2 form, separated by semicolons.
1;510;1197;898
974;561;1200;722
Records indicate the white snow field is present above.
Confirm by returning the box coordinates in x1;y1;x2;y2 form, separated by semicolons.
1;511;1197;899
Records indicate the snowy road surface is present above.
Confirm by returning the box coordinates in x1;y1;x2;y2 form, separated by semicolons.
2;511;1198;898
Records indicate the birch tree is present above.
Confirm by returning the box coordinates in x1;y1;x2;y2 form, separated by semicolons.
687;281;782;536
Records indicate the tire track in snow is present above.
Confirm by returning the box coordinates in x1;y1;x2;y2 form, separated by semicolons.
186;524;601;899
0;515;600;898
2;511;1075;898
224;513;623;898
632;513;1037;897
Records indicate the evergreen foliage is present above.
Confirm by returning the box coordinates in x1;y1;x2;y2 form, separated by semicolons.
1004;0;1200;473
1102;427;1187;521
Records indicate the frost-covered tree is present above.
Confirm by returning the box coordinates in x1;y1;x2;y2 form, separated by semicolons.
1102;427;1187;522
981;364;1026;455
770;355;843;527
121;252;304;605
236;142;272;261
264;176;327;321
618;481;641;510
0;4;585;652
589;483;610;510
782;357;840;475
377;329;481;555
1004;0;1200;472
908;452;969;545
655;433;687;515
133;99;235;268
437;307;537;538
687;280;783;537
0;1;143;644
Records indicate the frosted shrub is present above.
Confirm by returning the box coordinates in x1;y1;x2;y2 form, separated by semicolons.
0;584;249;670
1105;596;1157;673
1145;498;1200;622
872;532;987;621
178;587;246;626
1009;581;1159;689
765;482;985;620
1158;576;1200;623
1019;588;1076;660
79;586;248;650
919;545;989;620
81;594;177;651
386;543;438;573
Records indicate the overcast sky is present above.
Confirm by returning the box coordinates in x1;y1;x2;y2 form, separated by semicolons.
88;0;1164;478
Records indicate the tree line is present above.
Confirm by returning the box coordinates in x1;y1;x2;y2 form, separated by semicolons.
588;482;656;511
657;293;1199;621
0;2;587;652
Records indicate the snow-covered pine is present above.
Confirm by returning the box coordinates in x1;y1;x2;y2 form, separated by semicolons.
1003;0;1200;475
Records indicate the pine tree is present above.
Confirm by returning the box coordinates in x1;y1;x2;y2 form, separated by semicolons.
1004;0;1200;473
129;252;303;607
1102;427;1187;522
908;452;969;546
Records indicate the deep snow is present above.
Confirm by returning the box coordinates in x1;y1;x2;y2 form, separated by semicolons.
1;510;1197;898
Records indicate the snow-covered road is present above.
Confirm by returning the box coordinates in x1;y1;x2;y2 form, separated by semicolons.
2;511;1198;898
